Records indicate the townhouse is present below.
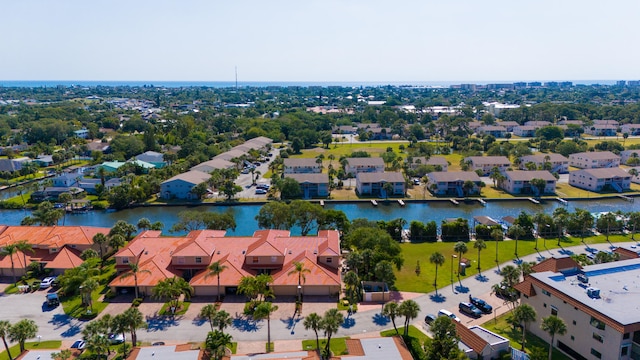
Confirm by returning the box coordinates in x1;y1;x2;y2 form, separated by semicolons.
345;157;385;175
585;125;617;136
501;170;557;195
621;124;640;136
620;150;640;165
476;125;507;138
355;172;405;197
568;151;621;169
520;154;569;173
283;158;323;174
409;156;448;172
426;171;482;197
569;168;631;192
464;156;511;175
284;173;329;199
160;170;211;200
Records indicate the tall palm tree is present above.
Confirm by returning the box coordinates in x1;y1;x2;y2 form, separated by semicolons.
58;192;72;226
8;319;38;353
205;261;228;302
541;316;567;360
474;239;487;274
397;299;420;335
119;252;151;299
123;307;147;349
80;278;99;312
429;252;445;295
513;304;537;351
321;308;344;357
254;302;279;353
453;241;468;286
508;224;525;257
199;304;218;331
152;276;193;312
287;261;310;301
382;301;400;334
343;271;360;305
212;310;232;334
14;240;34;278
111;313;130;356
303;312;322;353
0;244;18;284
92;233;108;260
0;320;13;360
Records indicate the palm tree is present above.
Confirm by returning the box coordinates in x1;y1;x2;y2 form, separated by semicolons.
14;240;33;278
80;278;99;313
429;252;445;295
541;316;567;360
119;251;151;299
474;239;487;274
58;192;72;226
321;308;344;358
205;261;228;302
287;261;310;301
397;299;420;335
212;310;232;334
519;261;535;280
453;241;468;286
152;276;193;312
0;244;18;284
136;218;152;230
254;302;279;353
508;224;525;257
16;185;25;209
343;271;360;305
8;319;37;353
382;301;400;334
303;312;322;353
0;320;13;360
86;333;110;359
123;307;147;349
513;304;537;351
500;265;521;289
111;313;130;356
92;233;108;260
205;330;233;360
199;304;218;331
491;228;504;267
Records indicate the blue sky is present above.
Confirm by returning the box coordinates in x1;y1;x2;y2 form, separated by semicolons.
2;0;639;82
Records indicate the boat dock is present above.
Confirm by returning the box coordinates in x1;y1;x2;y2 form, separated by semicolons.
320;200;325;207
477;199;486;206
617;195;634;202
449;199;459;205
528;198;540;204
556;197;568;205
397;200;405;206
371;200;378;206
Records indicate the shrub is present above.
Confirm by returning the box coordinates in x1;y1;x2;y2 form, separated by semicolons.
243;300;261;316
132;298;143;307
403;336;427;360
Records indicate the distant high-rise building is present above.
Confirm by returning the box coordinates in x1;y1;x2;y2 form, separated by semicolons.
513;82;527;88
616;80;627;86
559;81;573;88
545;81;559;87
628;80;640;87
527;81;542;87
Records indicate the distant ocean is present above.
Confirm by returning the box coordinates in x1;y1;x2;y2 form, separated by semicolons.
0;80;620;88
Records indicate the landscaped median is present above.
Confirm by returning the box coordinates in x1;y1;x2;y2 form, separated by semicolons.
301;337;348;356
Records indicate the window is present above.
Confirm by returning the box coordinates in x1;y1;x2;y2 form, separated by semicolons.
590;348;602;359
570;335;574;341
551;306;558;316
543;303;547;308
572;320;576;325
590;317;606;330
624;332;630;340
622;346;629;356
177;257;185;264
326;257;332;263
592;333;603;343
271;256;277;263
253;257;259;263
195;257;202;264
122;257;129;264
542;289;551;296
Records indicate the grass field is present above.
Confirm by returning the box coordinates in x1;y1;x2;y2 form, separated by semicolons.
302;337;348;356
482;312;571;359
62;261;116;319
0;341;61;360
394;233;633;293
380;325;431;344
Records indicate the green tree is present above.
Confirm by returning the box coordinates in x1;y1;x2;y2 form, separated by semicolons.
512;304;537;351
212;310;232;334
8;319;37;353
137;218;152;230
374;260;396;287
205;330;233;360
58;192;72;226
80;277;99;312
425;316;461;360
123;307;147;349
628;211;640;240
530;178;547;197
279;177;302;199
429;252;445;295
0;244;18;284
51;349;73;360
253;302;279;353
320;308;344;358
199;304;218;331
152;276;193;312
206;261;228;302
289;200;324;236
382;301;400;334
119;250;151;299
303;312;323;353
255;202;294;230
474;239;487;273
288;261;310;301
111;313;131;356
397;299;420;335
509;224;525;257
0;320;13;360
343;271;360;305
540;316;567;360
92;233;108;260
86;333;110;359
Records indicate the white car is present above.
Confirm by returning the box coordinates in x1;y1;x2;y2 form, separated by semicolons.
40;277;57;289
108;333;125;344
438;309;461;322
71;340;86;350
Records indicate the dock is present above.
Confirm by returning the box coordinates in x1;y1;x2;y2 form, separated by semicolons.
528;198;540;204
397;200;405;206
477;199;486;206
320;200;325;207
371;200;378;206
556;197;568;205
617;195;634;202
449;199;459;205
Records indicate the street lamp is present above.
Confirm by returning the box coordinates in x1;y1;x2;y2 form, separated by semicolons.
451;254;457;292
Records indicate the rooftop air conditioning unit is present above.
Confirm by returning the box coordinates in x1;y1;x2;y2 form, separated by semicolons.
587;287;600;299
577;274;589;284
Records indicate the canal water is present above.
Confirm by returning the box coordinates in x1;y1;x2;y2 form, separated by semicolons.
0;198;637;236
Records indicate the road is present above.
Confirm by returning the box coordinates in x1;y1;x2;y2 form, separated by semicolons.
0;240;630;346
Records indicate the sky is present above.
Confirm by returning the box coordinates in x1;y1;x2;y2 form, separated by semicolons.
2;0;640;83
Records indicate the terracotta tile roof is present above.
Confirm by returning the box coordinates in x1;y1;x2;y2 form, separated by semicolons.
0;226;110;249
614;247;640;260
345;339;364;356
456;322;489;355
190;253;254;287
45;246;84;270
246;239;284;257
271;252;340;286
514;279;537;297
531;256;581;273
0;251;26;269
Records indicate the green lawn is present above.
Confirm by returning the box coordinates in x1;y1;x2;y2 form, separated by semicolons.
482;312;571;359
62;261;117;319
0;340;61;360
301;337;349;356
395;233;634;293
380;325;431;344
159;301;191;316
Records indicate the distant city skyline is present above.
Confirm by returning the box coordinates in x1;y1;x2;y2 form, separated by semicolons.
2;0;639;82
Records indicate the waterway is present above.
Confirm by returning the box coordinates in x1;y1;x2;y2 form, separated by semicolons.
1;198;638;236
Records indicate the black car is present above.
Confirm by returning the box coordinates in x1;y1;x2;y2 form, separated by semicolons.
424;314;436;325
458;302;482;318
469;295;493;314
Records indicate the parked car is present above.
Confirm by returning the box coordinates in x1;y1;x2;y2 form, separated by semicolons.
71;340;86;350
46;293;60;307
469;295;493;314
255;189;267;195
459;302;482;318
40;276;57;289
424;314;437;325
256;184;270;190
437;309;460;322
413;178;420;185
108;333;125;344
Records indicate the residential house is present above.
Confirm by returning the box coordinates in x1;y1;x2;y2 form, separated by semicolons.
135;151;166;168
496;121;519;132
285;173;329;199
620;150;640;165
74;129;89;139
0;226;110;276
513;125;537;137
110;229;341;298
585;124;617;136
558;120;584;126
568;151;621;169
30;187;84;202
125;345;202;360
100;161;127;173
53;173;83;187
520;154;569;173
456;323;510;360
409;156;448;172
569;167;631;192
332;125;356;134
160;170;211;200
86;140;111;155
621;124;640;136
190;158;235;174
426;171;482;196
356;172;405;197
464;156;511;175
345;157;385;175
0;158;26;173
77;177;122;195
369;127;393;140
476;125;507;138
501;170;557;195
467;121;483;130
524;121;552;127
514;257;640;360
592;119;619;126
213;149;248;162
627;167;640;184
33;155;54;167
283;158;323;174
